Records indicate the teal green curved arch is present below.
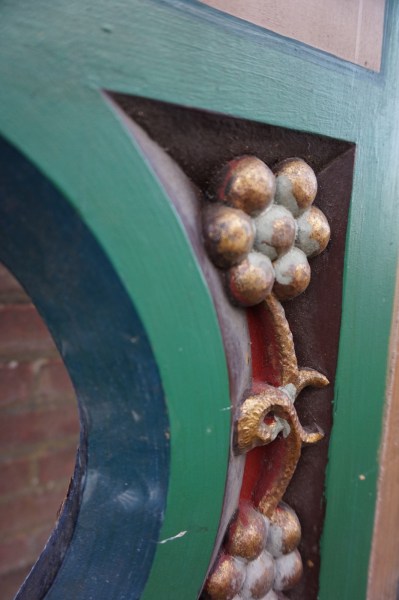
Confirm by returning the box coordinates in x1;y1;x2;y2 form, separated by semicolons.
0;9;231;597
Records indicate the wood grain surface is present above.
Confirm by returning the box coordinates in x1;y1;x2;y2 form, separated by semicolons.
200;0;386;71
368;269;399;599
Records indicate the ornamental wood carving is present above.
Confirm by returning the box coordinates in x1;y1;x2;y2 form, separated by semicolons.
201;156;330;599
112;92;354;599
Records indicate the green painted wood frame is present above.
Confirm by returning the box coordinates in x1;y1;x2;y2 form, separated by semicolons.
0;1;398;598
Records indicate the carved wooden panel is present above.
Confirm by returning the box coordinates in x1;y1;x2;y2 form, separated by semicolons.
111;94;355;599
1;1;399;598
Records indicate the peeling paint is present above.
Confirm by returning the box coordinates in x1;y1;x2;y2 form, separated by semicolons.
158;530;188;544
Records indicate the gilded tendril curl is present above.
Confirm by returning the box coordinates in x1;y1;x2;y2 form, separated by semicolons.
236;292;328;461
237;386;323;454
236;291;328;518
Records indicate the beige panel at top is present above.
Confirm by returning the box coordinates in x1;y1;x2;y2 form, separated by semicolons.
200;0;386;72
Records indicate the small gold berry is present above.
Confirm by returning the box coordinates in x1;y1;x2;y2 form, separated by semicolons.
226;503;268;560
215;156;276;216
202;204;255;268
266;502;301;557
254;205;296;260
241;551;275;599
273;248;310;301
205;553;246;600
228;252;275;307
274;549;303;591
274;158;317;217
296;206;330;257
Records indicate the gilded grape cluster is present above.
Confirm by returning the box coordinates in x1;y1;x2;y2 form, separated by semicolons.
202;156;330;305
204;501;303;600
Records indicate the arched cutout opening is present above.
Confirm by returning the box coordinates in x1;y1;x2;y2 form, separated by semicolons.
0;135;169;600
0;264;80;599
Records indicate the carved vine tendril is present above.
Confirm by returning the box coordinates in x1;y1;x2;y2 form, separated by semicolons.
236;293;328;519
201;155;330;600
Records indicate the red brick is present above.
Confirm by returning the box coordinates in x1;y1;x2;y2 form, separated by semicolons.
0;265;30;304
0;526;56;578
0;362;35;409
0;564;33;597
0;305;59;360
0;487;67;537
0;404;80;454
0;281;81;587
0;457;33;497
35;358;76;405
0;534;31;575
38;445;77;487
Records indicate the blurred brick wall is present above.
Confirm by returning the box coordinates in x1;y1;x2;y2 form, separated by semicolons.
0;265;80;599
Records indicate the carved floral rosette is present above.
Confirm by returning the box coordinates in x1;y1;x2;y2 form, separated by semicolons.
201;156;330;600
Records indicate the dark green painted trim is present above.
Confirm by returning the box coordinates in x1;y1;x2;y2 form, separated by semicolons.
0;0;399;597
